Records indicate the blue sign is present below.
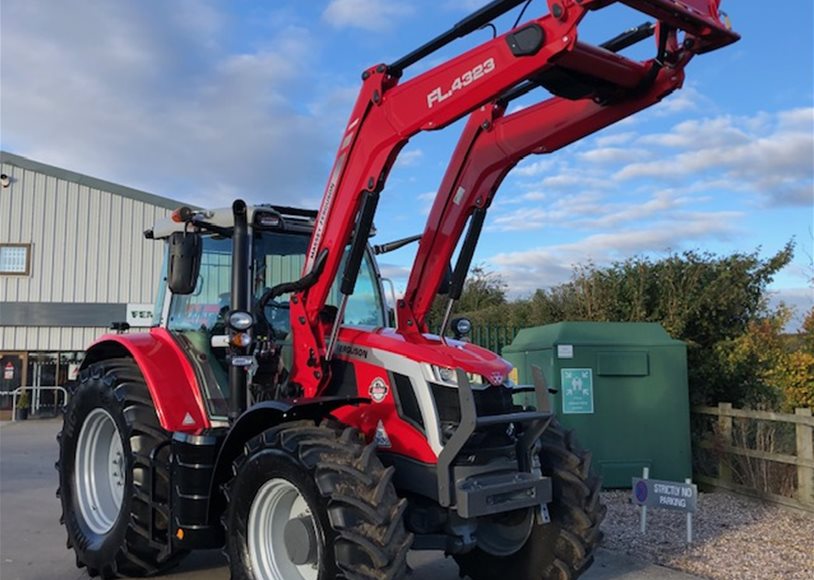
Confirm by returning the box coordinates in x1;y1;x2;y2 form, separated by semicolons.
561;368;594;414
635;480;649;503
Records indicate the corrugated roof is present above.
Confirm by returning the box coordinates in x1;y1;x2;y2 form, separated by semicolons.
0;150;182;210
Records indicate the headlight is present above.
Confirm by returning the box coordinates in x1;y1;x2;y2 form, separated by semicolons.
228;310;254;331
451;317;472;339
427;365;484;387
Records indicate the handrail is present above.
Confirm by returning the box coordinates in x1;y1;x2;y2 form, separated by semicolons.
8;385;70;422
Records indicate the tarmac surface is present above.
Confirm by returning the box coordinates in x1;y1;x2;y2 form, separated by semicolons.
0;418;700;580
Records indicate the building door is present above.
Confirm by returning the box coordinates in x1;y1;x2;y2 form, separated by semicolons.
28;353;59;416
0;352;28;411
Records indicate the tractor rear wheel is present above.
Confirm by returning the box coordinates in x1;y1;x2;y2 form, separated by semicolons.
57;358;185;578
223;420;412;580
455;419;605;580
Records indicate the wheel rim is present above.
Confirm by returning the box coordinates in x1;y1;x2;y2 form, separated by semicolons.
74;408;126;535
248;478;320;580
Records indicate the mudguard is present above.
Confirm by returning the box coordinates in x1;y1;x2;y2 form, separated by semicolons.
81;328;211;432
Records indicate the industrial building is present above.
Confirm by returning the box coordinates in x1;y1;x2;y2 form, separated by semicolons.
0;151;177;406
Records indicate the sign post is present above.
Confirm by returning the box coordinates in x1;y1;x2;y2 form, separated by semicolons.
685;477;693;544
632;470;698;544
638;467;649;533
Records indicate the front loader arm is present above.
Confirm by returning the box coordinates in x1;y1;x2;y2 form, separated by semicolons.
287;0;738;397
400;7;736;333
289;0;595;396
401;64;688;333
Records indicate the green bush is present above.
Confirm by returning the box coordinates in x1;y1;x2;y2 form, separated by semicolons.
445;243;798;407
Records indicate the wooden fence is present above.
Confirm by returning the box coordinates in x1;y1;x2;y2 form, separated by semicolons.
692;403;814;512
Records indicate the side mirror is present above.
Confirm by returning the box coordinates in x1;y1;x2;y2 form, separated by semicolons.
167;232;202;295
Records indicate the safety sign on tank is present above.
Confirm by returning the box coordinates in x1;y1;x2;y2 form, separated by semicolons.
561;368;594;414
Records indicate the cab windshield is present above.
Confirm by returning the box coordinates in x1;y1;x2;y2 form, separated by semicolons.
166;230;385;418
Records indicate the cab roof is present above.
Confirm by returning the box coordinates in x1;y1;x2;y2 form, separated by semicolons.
147;204;317;240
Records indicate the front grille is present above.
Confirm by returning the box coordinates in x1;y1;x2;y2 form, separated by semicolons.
392;372;425;431
430;383;516;424
431;383;518;446
431;383;462;425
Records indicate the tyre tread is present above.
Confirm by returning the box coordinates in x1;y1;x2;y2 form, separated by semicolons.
57;358;186;578
455;418;605;580
223;420;412;580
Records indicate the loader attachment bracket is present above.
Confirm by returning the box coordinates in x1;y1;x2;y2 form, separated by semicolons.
435;369;554;518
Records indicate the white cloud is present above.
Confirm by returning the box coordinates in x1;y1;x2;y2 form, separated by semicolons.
582;190;693;229
442;0;489;12
535;173;610;191
377;262;412;281
614;109;814;207
578;147;650;165
322;0;413;31
636;116;751;149
488;191;606;232
594;132;637;147
513;158;557;177
394;149;424;168
488;211;741;294
652;85;711;116
0;1;336;208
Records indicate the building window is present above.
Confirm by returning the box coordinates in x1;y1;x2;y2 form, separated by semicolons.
0;244;31;275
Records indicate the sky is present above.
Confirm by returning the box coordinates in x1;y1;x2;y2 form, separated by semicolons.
2;0;812;327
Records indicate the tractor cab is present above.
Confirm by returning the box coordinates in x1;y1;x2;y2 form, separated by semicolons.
146;204;388;421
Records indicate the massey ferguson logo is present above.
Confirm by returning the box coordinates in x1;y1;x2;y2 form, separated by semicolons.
336;344;368;359
490;372;504;385
426;57;496;108
369;378;389;403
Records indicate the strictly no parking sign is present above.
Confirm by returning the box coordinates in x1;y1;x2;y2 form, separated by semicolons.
561;368;594;414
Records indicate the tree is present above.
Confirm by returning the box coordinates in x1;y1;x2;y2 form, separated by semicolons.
442;243;795;406
772;307;814;410
427;265;508;329
520;243;795;405
456;265;507;312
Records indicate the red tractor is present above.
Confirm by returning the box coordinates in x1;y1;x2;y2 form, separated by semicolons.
57;1;738;578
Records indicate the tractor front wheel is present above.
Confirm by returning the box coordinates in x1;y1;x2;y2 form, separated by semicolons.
455;419;606;580
223;421;412;580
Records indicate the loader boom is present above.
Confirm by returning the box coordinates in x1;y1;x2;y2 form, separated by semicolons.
400;24;698;332
288;0;738;397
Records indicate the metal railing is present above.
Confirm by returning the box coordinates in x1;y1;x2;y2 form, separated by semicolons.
429;322;523;354
470;324;521;354
0;386;70;422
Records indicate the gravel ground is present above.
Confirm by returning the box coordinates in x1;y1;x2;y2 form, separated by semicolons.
599;490;814;579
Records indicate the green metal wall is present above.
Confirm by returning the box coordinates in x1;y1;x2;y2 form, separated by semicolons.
503;322;691;488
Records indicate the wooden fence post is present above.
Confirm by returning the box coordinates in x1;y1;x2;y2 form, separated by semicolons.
795;408;813;504
718;402;733;483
